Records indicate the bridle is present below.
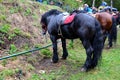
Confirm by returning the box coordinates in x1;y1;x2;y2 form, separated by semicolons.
41;22;47;35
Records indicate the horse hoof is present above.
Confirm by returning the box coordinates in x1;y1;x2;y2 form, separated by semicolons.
52;59;58;63
61;57;67;60
80;67;87;72
52;60;58;63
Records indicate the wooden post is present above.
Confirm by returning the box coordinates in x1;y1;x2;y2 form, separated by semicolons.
111;0;113;11
92;0;95;7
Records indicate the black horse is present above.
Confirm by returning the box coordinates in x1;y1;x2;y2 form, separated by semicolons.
71;9;118;48
40;9;104;71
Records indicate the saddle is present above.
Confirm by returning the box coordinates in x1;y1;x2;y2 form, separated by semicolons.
56;12;76;36
56;12;75;26
64;14;75;24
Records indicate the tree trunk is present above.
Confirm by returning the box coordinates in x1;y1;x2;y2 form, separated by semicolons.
111;0;113;11
111;0;113;7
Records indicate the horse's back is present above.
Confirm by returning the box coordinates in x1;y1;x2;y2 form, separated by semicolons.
76;13;95;24
74;13;100;38
95;12;112;31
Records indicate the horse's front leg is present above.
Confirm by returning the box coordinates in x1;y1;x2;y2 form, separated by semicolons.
61;38;68;59
81;40;93;72
50;35;58;63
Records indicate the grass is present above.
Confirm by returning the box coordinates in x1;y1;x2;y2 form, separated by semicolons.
1;29;119;80
0;69;17;79
35;28;120;80
0;0;120;79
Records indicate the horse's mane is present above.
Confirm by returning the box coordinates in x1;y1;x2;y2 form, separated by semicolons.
70;9;86;15
43;9;62;17
41;9;62;26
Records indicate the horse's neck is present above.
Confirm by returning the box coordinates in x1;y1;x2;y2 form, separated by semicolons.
47;15;55;24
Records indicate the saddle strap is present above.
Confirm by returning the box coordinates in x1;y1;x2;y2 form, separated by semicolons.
58;25;63;37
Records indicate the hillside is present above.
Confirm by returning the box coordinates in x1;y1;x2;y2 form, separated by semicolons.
0;0;63;79
0;0;62;50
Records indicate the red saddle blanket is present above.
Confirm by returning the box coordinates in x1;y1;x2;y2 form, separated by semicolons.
64;14;75;24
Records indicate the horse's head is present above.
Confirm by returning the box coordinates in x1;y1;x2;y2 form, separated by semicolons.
40;14;47;35
40;9;62;35
41;22;47;35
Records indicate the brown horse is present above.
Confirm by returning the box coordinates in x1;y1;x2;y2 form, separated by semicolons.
95;12;117;48
95;12;112;32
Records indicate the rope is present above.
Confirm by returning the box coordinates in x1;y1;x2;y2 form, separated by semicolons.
0;42;59;60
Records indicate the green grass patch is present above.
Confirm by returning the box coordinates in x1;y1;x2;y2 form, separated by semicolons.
0;69;16;79
9;7;22;14
24;8;32;16
9;44;17;54
0;14;6;21
40;48;52;57
0;24;11;33
28;74;40;80
40;65;67;80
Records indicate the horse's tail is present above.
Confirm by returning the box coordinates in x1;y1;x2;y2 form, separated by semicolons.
91;19;104;68
110;17;117;44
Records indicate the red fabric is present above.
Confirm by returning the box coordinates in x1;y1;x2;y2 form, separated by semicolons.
64;14;75;24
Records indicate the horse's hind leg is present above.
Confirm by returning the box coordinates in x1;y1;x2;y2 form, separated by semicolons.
103;31;107;46
61;38;68;59
108;19;117;48
50;35;59;63
108;33;113;48
81;40;93;72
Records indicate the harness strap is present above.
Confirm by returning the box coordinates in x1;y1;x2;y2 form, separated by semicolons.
58;25;64;37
